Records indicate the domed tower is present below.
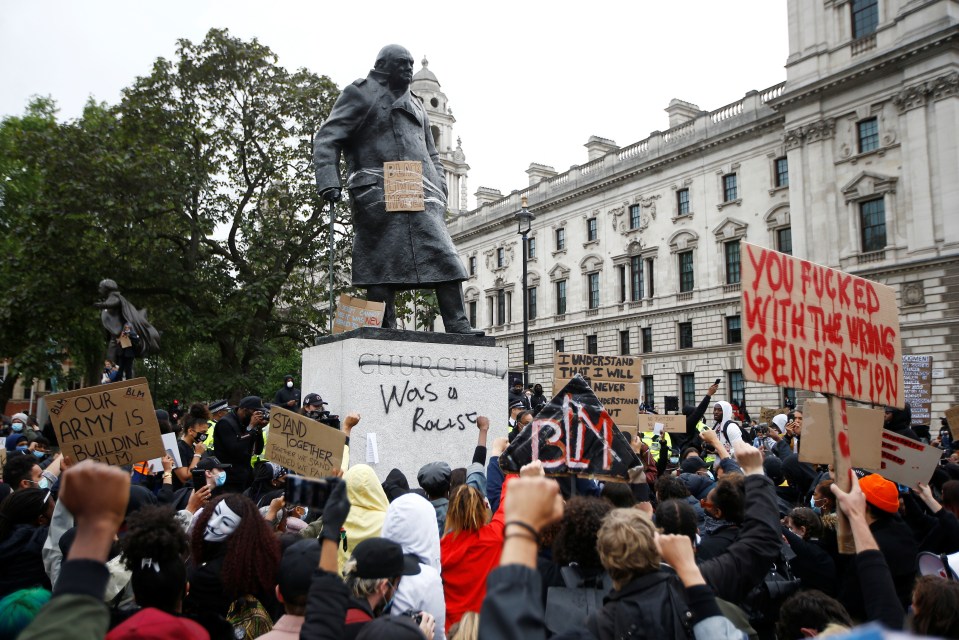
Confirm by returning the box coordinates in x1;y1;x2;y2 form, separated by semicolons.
411;57;470;213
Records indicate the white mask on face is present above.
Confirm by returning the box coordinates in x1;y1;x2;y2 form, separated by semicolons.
286;381;294;388
204;501;242;542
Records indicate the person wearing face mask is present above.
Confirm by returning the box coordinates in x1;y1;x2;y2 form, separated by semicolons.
184;493;281;624
193;457;232;494
6;412;29;438
212;396;268;492
6;434;30;457
697;473;746;562
343;537;423;639
273;375;301;410
781;506;838;596
173;404;213;491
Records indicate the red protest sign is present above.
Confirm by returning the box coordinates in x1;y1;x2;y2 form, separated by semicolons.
499;375;639;480
740;242;904;407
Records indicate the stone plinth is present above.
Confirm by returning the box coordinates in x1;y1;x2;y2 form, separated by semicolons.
302;328;509;482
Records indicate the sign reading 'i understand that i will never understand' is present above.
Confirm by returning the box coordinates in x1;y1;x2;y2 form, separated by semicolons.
741;242;904;407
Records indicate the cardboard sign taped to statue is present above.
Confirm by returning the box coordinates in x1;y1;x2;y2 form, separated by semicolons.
333;294;385;335
499;375;640;481
45;377;164;466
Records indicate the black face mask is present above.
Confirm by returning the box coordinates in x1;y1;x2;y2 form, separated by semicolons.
196;432;208;443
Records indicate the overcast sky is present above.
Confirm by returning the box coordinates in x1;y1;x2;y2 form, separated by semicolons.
1;1;789;209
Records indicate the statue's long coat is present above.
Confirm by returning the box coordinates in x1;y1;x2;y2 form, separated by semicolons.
313;71;467;287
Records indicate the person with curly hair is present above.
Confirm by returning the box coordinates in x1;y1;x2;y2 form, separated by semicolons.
0;488;53;598
183;493;281;627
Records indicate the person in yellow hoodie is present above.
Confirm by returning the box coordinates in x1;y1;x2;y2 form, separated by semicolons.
337;465;389;573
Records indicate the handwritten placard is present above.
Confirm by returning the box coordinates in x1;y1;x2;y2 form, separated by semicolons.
798;399;883;469
636;413;686;434
945;406;959;438
871;429;942;487
553;353;642;384
902;355;933;423
333;294;385;335
741;242;904;407
265;405;346;478
45;378;164;466
384;161;425;212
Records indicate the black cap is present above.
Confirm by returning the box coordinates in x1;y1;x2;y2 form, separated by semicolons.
509;400;525;410
278;539;321;601
303;393;327;408
195;456;232;471
680;456;707;475
350;538;420;579
238;396;266;411
417;461;451;496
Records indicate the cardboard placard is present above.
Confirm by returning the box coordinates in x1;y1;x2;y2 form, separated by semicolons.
384;161;425;212
265;405;346;478
871;429;942;487
759;407;778;423
499;375;639;480
555;380;640;426
148;432;183;473
740;242;904;407
798;399;884;469
553;353;642;384
118;334;133;349
902;355;933;423
635;413;686;434
944;405;959;438
45;378;164;466
333;294;386;335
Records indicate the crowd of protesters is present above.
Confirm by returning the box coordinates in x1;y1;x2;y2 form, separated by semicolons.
0;373;958;640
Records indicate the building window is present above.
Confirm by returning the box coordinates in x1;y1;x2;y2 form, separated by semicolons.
586;334;598;355
677;188;690;216
678;251;694;292
525;342;535;365
556;280;567;315
852;0;879;39
860;198;887;252
469;256;477;276
496;247;505;268
620;330;630;355
496;289;506;325
726;315;742;344
722;173;738;202
641;327;653;353
680;373;696;408
587;273;600;309
468;300;477;328
646;258;655;297
629;204;641;229
725;240;741;285
555;228;566;251
857;117;879;153
587;217;598;242
555;338;564;353
777;227;793;255
618;265;627;303
527;286;537;320
643;376;655;408
728;370;745;409
527;236;536;259
630;256;644;301
774;157;789;188
678;322;693;349
783;387;797;409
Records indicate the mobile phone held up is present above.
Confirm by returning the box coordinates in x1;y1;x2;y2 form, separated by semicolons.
714;378;721;386
285;475;336;510
191;468;206;488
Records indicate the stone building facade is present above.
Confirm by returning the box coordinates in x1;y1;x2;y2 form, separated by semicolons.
445;0;959;421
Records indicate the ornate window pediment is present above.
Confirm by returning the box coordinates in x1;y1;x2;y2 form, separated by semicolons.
668;229;699;253
579;253;604;274
484;241;517;273
549;263;570;282
528;271;541;287
464;286;480;302
712;217;748;241
841;171;897;203
764;205;790;229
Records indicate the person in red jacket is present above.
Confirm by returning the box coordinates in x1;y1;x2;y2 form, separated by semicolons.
440;477;510;632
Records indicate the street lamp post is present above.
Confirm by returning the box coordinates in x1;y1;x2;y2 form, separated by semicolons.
515;196;535;388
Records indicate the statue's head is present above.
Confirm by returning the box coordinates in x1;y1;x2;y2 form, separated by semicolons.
374;44;414;91
98;279;118;296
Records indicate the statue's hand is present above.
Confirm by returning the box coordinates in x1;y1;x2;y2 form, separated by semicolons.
322;188;342;203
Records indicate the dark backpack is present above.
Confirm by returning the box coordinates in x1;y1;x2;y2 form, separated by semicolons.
587;571;693;640
546;565;613;636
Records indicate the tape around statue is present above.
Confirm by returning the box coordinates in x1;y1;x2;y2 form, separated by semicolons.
499;374;641;480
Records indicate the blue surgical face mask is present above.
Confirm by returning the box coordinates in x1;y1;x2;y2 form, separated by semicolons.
33;450;46;460
809;495;822;515
215;471;227;487
16;445;28;453
38;477;50;490
11;423;23;432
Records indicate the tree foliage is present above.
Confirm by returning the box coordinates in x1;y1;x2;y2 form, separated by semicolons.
0;29;351;408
